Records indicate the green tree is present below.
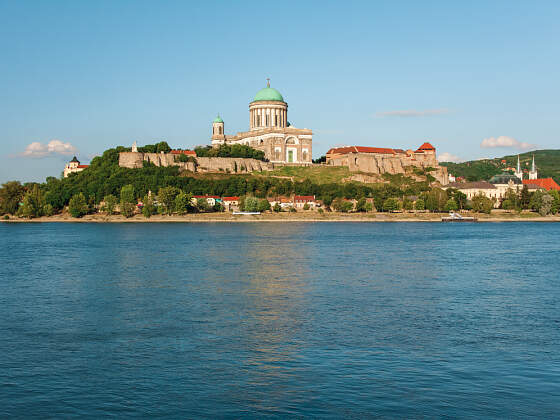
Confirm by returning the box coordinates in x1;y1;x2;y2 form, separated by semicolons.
402;197;414;211
530;190;554;216
20;185;45;218
68;193;89;218
520;185;532;209
444;198;458;212
258;199;271;212
155;141;171;153
383;197;401;212
213;201;225;212
158;186;180;215
176;192;194;214
356;197;367;212
471;193;494;214
0;181;25;215
549;190;560;214
196;197;209;212
101;194;118;215
244;196;259;212
273;203;281;212
141;195;157;218
120;184;136;218
414;198;425;211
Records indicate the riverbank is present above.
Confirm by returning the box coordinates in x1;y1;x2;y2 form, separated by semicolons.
2;211;560;223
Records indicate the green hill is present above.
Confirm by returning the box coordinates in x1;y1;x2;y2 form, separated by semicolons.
440;150;560;183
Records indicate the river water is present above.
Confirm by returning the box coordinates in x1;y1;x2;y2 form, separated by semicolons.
1;222;559;418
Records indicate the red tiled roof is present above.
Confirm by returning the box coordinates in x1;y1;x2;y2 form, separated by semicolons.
294;195;315;201
327;146;395;155
171;150;197;156
222;196;239;201
416;142;436;151
522;178;560;191
77;165;89;168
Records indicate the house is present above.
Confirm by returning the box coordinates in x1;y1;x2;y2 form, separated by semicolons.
192;195;221;206
294;195;318;209
222;196;240;211
63;156;89;178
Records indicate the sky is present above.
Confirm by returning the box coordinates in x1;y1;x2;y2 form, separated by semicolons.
1;0;559;183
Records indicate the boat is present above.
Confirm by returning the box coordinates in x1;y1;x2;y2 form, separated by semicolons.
441;211;477;222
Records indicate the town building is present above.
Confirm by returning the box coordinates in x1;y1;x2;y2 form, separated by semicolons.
192;195;221;207
63;156;89;178
294;195;318;209
222;197;240;211
211;80;313;165
523;178;560;191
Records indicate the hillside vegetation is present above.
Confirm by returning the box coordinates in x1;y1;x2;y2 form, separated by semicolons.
441;150;560;183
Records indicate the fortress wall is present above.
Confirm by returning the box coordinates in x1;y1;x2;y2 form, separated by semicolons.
118;152;273;173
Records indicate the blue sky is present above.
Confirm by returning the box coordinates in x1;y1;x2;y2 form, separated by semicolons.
1;0;559;183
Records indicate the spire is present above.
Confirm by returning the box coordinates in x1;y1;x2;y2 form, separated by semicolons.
517;155;521;173
531;155;536;172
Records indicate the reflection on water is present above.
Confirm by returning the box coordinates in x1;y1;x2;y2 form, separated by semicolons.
1;222;560;418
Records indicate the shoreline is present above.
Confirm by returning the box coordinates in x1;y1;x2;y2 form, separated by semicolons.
2;212;560;223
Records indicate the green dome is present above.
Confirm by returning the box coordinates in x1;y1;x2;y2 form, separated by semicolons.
213;115;223;123
253;87;284;102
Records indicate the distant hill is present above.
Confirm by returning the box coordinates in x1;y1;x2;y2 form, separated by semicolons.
440;150;560;183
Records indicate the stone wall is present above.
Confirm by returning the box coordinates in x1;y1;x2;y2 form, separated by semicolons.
119;152;273;174
328;152;448;184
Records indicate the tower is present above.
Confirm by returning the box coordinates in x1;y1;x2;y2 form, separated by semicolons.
515;155;523;180
211;115;225;145
529;155;538;180
249;79;288;131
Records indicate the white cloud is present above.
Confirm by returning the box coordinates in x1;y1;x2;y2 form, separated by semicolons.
21;139;78;158
480;136;536;150
375;109;450;118
438;152;462;163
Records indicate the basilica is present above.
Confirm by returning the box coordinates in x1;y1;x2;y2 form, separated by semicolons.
210;81;313;164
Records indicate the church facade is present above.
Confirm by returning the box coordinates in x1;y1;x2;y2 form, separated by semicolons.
210;82;313;165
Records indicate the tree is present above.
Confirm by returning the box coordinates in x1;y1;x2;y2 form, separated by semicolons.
176;192;194;214
155;141;171;153
383;197;401;212
332;197;353;212
196;197;210;212
243;196;259;212
530;190;553;216
158;186;180;215
414;198;425;211
213;202;225;212
502;188;520;211
402;197;414;211
520;185;532;210
444;198;458;212
471;193;494;214
356;197;367;212
549;190;560;214
258;199;271;212
120;184;136;218
0;181;25;215
20;185;45;218
273;203;281;212
68;193;88;218
101;194;118;215
142;195;157;218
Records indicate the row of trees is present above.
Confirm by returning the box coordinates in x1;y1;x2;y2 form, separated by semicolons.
194;144;266;161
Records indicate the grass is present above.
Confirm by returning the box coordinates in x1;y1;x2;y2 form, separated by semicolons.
257;165;352;184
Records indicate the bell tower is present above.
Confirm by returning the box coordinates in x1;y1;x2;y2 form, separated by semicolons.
211;115;225;146
529;155;538;180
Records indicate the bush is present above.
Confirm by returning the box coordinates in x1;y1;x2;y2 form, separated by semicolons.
303;203;310;211
43;204;54;217
258;199;271;212
317;208;324;214
289;206;297;212
414;198;425;211
273;203;281;212
68;193;88;218
332;198;353;212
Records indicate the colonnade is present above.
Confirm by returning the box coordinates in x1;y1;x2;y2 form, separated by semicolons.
250;106;287;130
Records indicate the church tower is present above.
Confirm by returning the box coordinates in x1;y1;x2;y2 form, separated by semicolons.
529;155;538;180
515;155;523;180
211;115;225;145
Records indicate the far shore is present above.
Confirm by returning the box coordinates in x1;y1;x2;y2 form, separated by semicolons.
2;211;560;223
